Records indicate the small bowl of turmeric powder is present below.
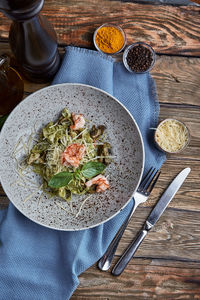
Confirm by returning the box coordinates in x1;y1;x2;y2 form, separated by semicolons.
93;24;126;55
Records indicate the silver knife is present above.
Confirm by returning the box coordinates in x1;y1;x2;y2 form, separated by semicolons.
112;167;191;276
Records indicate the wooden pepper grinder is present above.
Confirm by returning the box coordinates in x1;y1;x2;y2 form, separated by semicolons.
0;0;60;82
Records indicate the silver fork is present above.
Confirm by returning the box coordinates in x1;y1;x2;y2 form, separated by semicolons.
98;167;161;271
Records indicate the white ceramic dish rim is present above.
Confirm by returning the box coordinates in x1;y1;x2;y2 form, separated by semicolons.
0;83;145;231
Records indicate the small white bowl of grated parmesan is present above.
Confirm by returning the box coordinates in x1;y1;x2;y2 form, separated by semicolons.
154;118;190;154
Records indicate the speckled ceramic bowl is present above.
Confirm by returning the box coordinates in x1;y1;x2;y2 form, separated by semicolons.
0;83;144;231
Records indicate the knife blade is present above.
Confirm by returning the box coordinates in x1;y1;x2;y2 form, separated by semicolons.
112;167;191;276
147;167;190;227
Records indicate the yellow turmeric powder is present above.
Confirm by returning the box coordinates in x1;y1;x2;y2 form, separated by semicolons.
95;26;125;54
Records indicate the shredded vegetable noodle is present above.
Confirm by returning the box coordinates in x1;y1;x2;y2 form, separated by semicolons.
25;107;112;201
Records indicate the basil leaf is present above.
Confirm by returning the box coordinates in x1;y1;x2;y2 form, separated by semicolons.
48;171;73;188
74;172;81;180
81;162;106;179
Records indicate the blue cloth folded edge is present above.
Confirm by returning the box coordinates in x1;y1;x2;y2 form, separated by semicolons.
0;46;166;300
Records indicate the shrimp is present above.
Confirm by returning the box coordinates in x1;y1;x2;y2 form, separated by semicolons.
61;143;86;167
70;113;85;130
85;174;109;192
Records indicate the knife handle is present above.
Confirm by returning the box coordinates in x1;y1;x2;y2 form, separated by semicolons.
112;228;148;276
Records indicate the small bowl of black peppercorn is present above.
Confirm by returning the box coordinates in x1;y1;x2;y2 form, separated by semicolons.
123;42;156;73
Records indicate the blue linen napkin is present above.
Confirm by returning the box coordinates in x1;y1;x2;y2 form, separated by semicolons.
0;46;165;300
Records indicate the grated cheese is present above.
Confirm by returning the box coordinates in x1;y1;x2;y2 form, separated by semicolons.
24;184;43;203
75;195;93;218
55;200;70;213
155;119;189;153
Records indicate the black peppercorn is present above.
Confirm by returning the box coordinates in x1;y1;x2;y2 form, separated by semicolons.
125;44;154;73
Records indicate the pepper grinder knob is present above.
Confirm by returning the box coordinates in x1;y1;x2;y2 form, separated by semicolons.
0;0;60;82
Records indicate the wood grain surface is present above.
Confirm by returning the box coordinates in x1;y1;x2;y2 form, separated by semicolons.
0;0;200;55
71;259;200;299
0;0;200;299
128;0;196;4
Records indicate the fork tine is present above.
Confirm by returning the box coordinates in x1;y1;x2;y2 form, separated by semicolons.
148;170;161;193
140;167;153;187
144;168;156;189
140;167;155;189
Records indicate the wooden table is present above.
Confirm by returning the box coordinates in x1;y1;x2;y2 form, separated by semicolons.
0;0;200;298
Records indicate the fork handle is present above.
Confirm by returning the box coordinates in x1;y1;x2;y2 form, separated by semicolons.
112;229;148;276
98;204;135;271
